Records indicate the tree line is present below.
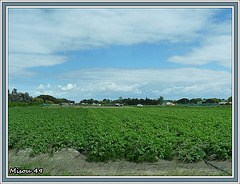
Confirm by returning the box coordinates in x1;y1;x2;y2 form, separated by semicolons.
8;88;232;107
80;96;232;105
8;88;74;107
80;96;164;105
175;97;232;104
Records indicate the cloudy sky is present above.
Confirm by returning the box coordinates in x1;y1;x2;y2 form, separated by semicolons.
8;8;232;102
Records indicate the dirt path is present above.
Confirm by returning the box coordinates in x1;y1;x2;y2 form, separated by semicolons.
74;106;136;108
8;148;232;176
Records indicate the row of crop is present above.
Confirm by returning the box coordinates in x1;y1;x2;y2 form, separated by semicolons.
8;106;232;163
81;107;231;162
96;107;231;161
8;101;43;107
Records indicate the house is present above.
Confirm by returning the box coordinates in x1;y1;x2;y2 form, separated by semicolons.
166;102;175;106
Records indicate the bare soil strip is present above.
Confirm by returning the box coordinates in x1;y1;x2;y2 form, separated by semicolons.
8;148;232;176
74;106;135;108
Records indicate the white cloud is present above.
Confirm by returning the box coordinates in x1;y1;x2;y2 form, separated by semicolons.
9;9;216;54
60;83;77;91
36;83;51;90
37;84;44;90
9;53;68;77
167;35;231;68
9;8;220;76
8;8;232;101
42;67;231;101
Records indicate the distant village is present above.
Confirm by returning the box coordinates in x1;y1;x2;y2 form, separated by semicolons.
8;88;232;107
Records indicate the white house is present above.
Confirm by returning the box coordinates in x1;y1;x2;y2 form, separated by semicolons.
166;102;175;106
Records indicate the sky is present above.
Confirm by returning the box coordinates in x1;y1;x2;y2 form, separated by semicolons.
8;8;232;102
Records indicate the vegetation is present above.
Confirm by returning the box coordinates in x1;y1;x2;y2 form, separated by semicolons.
8;88;231;106
8;101;44;107
34;95;75;104
228;96;232;102
8;106;232;163
8;89;74;106
80;96;231;106
8;89;33;103
80;96;165;105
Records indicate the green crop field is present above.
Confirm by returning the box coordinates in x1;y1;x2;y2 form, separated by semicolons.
8;106;232;163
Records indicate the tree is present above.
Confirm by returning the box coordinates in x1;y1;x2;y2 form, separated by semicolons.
157;96;164;105
8;88;33;103
80;99;88;104
12;88;18;96
206;98;216;103
177;98;190;104
190;98;202;104
228;96;232;102
57;98;69;104
88;98;94;104
212;98;220;103
103;99;111;103
145;97;151;105
80;98;97;104
122;98;131;105
117;96;123;103
24;92;32;102
36;95;58;103
11;88;18;101
100;99;111;104
33;97;44;104
45;100;54;104
18;92;24;102
69;100;75;104
8;89;13;101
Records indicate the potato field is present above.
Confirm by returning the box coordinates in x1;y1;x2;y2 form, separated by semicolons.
8;106;232;163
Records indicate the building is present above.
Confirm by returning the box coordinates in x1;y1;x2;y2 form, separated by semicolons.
219;101;228;105
166;102;175;106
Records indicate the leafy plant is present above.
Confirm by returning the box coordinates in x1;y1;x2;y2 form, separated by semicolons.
8;106;232;163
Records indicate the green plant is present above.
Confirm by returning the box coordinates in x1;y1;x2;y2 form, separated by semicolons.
8;106;232;163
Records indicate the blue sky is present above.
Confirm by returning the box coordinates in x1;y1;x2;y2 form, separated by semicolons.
8;8;232;102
